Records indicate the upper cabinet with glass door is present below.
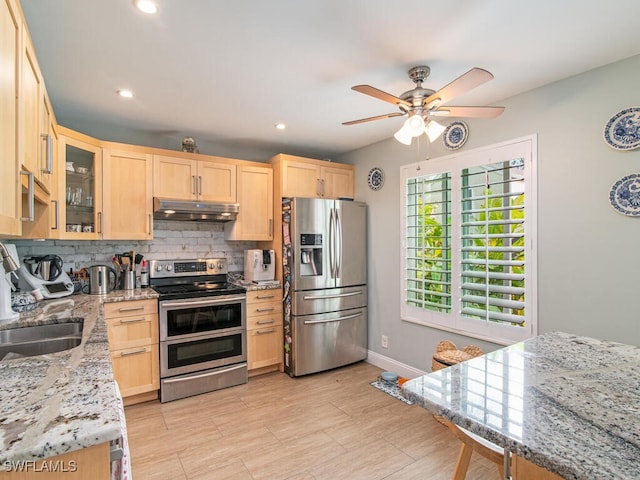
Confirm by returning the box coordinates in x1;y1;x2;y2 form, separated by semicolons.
58;127;102;239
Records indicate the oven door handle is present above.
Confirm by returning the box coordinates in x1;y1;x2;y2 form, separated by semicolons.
162;363;247;384
160;295;246;309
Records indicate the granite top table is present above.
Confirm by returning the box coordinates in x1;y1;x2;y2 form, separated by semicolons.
402;331;640;480
0;289;158;470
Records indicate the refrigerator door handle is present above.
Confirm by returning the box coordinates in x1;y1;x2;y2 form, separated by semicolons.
303;312;363;325
302;290;363;300
329;207;336;278
335;207;342;278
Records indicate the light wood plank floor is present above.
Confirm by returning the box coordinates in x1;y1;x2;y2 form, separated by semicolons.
125;362;501;480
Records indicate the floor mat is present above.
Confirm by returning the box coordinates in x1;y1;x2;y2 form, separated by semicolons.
370;379;414;405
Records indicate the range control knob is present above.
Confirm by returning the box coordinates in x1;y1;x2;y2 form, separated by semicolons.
217;261;223;270
165;265;173;271
156;265;163;272
208;263;216;271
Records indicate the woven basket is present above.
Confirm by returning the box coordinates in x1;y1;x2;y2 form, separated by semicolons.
431;341;483;372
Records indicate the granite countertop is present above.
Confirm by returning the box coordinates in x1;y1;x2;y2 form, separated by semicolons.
402;331;640;480
0;288;158;469
229;275;281;292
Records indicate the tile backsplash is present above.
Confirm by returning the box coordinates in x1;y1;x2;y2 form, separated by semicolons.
10;220;256;274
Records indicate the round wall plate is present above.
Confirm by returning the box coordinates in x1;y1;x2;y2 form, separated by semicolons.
442;121;469;150
609;173;640;216
368;167;384;190
603;107;640;150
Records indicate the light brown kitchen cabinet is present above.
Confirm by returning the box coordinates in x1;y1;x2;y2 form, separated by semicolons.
225;164;273;241
19;22;41;178
246;288;283;375
276;153;355;199
104;299;159;405
0;0;21;236
0;441;111;480
19;93;58;239
57;127;103;239
153;154;237;203
322;164;355;199
102;145;153;240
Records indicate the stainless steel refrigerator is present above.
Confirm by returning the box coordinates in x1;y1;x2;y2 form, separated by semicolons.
282;197;367;377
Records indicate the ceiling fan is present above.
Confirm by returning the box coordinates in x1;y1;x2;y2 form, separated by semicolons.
343;66;504;145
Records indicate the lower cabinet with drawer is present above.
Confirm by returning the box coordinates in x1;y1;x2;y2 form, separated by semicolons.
104;298;159;405
246;288;283;376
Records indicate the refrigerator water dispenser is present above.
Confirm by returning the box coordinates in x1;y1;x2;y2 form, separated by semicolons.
300;234;322;277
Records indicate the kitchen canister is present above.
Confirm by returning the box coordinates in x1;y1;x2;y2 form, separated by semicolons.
123;270;135;290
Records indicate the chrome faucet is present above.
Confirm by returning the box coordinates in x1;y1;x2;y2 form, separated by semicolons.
0;242;20;322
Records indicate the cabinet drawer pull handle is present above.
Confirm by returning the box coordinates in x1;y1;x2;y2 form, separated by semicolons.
51;199;59;230
119;317;146;324
192;175;197;195
256;294;275;299
41;133;53;173
118;306;145;312
256;319;275;325
256;328;276;335
20;171;35;221
256;307;275;312
198;175;203;195
120;348;147;356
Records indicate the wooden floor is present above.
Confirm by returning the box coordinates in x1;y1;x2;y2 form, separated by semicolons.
124;362;501;480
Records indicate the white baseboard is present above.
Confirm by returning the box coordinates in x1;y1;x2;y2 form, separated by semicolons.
365;350;427;379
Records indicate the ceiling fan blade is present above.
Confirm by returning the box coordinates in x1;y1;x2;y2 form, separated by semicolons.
423;68;495;108
352;85;412;108
431;106;505;119
342;112;406;126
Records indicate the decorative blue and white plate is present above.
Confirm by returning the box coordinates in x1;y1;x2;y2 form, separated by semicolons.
442;121;468;150
367;167;384;190
609;173;640;216
603;107;640;150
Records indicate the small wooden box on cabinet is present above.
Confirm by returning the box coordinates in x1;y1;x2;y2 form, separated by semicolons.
246;288;283;376
104;299;159;405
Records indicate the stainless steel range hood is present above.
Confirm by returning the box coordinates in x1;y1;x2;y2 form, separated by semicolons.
153;198;239;222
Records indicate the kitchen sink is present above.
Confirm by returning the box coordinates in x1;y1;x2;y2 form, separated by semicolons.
0;320;84;361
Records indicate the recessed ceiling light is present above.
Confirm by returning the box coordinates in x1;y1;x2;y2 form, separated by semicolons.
133;0;158;14
275;123;286;130
117;89;134;98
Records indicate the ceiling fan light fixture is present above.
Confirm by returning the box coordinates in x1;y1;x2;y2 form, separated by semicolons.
393;125;413;145
394;115;427;145
425;119;446;143
133;0;158;14
406;115;425;136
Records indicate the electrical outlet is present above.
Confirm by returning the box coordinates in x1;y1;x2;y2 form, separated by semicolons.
381;335;388;349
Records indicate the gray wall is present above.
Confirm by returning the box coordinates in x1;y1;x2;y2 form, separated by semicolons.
337;55;640;371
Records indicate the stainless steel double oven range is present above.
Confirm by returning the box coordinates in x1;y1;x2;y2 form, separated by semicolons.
149;258;247;403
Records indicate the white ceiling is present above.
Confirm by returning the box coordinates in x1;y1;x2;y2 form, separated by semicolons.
20;0;640;160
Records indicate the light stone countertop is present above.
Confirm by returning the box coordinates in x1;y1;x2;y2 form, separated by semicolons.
402;331;640;480
0;289;158;470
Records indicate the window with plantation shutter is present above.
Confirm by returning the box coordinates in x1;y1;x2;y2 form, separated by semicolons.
400;135;537;345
